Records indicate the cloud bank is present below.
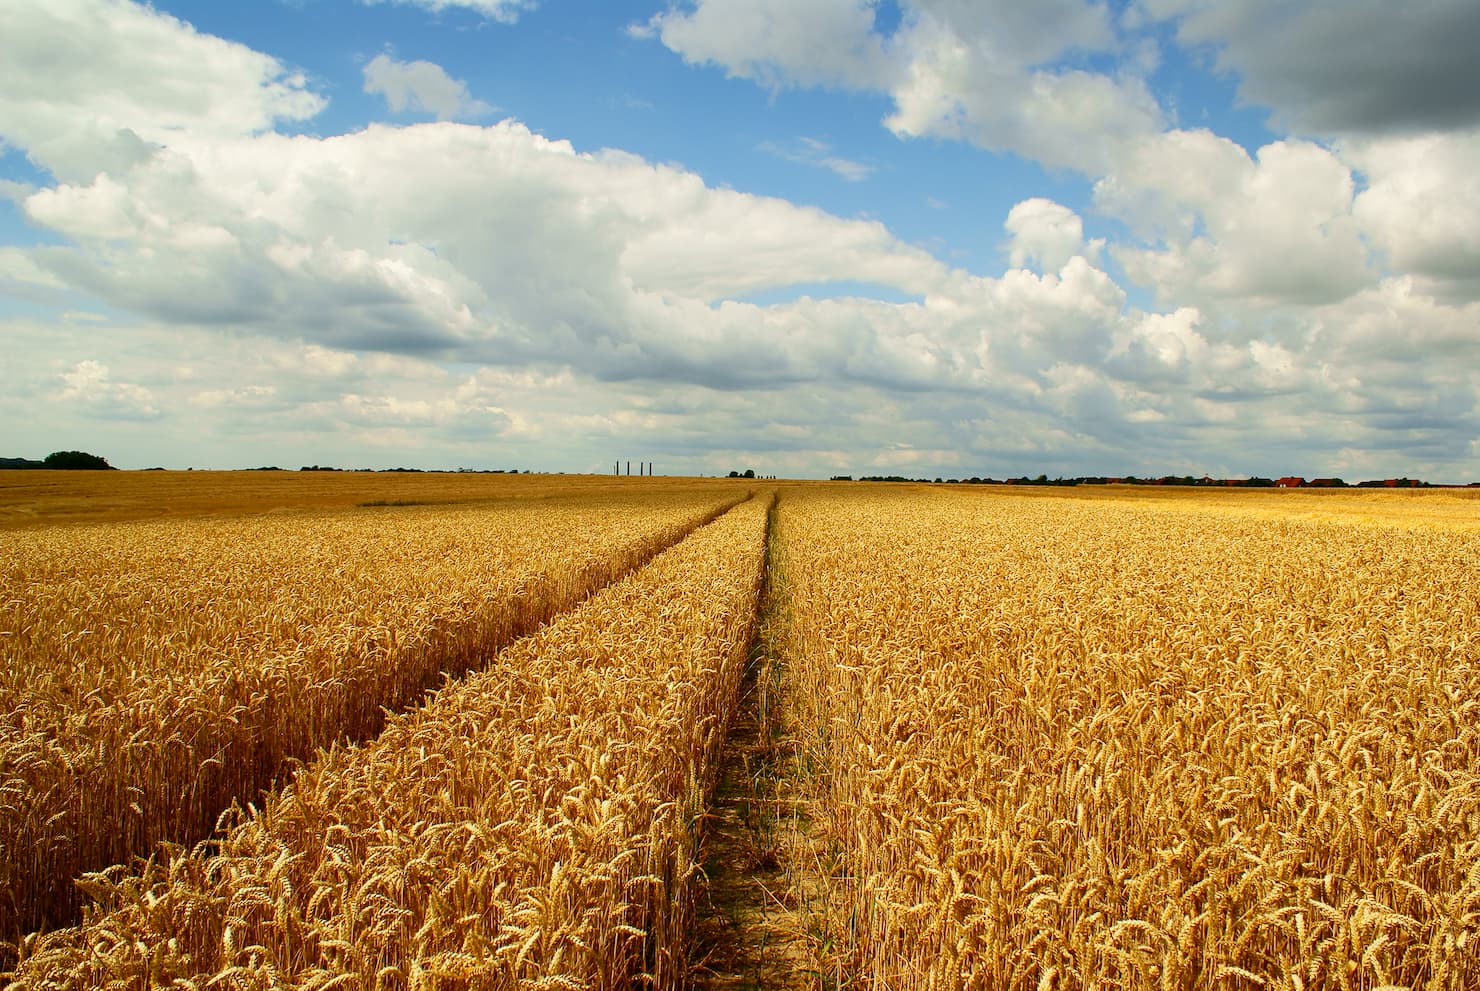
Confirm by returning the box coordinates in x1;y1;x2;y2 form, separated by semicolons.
3;0;1479;480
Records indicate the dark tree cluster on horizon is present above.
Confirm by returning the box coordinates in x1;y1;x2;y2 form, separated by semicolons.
837;472;1477;488
0;451;116;470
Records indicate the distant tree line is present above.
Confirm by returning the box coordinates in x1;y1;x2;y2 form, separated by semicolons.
0;451;115;470
833;473;1477;488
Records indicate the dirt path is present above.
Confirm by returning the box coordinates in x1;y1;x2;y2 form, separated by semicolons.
690;639;821;990
689;501;831;990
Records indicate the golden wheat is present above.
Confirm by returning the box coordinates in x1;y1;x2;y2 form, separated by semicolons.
8;493;770;990
773;485;1480;990
0;488;740;939
11;478;1478;989
0;468;742;530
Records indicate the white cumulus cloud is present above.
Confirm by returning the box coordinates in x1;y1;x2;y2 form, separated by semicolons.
642;0;1163;174
1098;132;1373;306
3;0;1480;480
363;53;493;121
635;0;894;91
1348;129;1480;302
1003;198;1097;273
0;0;323;182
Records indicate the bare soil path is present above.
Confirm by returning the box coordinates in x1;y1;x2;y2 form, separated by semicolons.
690;505;829;991
691;643;820;990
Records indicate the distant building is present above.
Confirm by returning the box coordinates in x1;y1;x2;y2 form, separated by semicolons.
1276;476;1305;488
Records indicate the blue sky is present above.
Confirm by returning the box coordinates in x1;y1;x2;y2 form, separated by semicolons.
155;0;1092;279
3;0;1479;479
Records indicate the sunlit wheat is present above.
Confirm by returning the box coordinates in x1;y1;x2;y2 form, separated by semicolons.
774;486;1480;990
8;495;770;990
0;488;740;939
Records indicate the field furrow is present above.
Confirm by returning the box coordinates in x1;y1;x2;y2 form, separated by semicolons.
0;488;741;939
8;493;771;989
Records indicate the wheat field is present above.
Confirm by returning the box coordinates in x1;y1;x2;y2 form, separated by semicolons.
4;474;1480;990
0;469;730;530
771;486;1480;989
8;493;770;989
0;485;740;938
